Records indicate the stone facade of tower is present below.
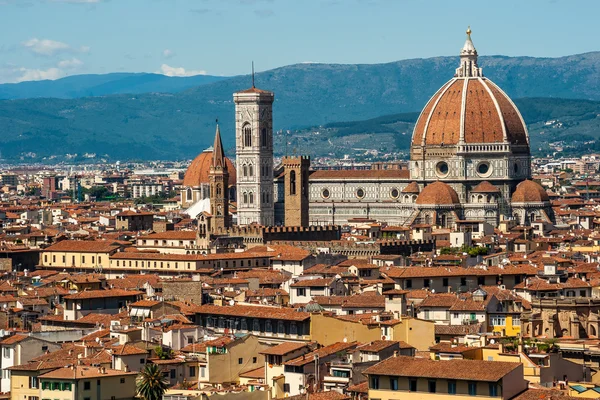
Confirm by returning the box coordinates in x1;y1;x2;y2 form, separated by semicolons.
208;124;230;231
234;87;275;226
283;156;310;227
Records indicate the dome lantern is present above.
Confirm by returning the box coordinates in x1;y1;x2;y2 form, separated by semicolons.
456;26;482;78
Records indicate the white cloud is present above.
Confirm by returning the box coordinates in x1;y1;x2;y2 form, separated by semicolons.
162;49;175;59
22;38;69;56
0;57;84;83
22;38;90;56
157;64;206;77
15;67;63;82
57;58;83;69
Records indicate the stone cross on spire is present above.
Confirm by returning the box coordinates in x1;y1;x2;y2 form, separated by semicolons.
455;26;483;78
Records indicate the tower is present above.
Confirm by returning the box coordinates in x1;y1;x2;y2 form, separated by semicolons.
234;83;275;226
208;123;229;231
283;156;310;227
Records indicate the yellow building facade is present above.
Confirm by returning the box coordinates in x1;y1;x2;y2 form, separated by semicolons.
310;313;435;351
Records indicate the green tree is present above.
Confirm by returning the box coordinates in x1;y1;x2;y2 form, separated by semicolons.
136;364;169;400
154;346;173;360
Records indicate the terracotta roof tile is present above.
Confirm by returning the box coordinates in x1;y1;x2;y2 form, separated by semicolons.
364;356;520;382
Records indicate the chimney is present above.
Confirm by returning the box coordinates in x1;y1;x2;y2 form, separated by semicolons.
393;350;398;357
124;364;129;373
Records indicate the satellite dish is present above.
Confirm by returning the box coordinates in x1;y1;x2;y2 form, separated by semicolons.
431;289;435;294
228;300;234;306
490;339;496;344
343;337;347;343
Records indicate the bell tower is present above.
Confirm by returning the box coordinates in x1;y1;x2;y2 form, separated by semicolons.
208;123;230;231
234;81;275;226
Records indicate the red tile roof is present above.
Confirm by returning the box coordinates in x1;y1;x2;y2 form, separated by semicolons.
191;304;310;321
364;356;521;382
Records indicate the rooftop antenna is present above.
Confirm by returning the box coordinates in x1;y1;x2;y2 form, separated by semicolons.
251;61;255;88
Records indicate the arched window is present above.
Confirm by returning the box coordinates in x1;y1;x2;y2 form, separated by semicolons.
249;192;254;204
243;192;248;204
186;188;192;202
243;165;248;177
216;184;221;196
249;164;254;177
530;212;536;222
243;124;252;147
290;170;296;195
261;128;267;147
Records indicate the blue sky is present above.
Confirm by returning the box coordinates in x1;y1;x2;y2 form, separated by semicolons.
0;0;598;83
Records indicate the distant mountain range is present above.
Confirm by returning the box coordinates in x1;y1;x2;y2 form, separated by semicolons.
281;98;600;159
2;52;600;161
0;73;228;99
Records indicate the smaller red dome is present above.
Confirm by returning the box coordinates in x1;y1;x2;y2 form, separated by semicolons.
471;181;500;193
183;150;236;188
416;181;460;205
402;182;420;194
511;180;549;203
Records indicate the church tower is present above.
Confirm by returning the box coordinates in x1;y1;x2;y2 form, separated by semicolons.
283;156;310;227
208;123;230;231
234;83;275;226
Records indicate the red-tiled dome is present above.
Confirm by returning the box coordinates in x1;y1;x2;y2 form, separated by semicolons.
402;182;420;194
411;78;528;147
411;29;528;149
416;181;460;205
511;180;549;203
471;181;500;193
183;150;236;187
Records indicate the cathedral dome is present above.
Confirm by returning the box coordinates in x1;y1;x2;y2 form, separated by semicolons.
416;181;460;205
411;29;528;148
511;180;549;203
183;149;236;188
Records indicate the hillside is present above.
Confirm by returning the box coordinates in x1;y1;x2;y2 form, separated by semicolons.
278;98;600;159
0;73;228;100
2;52;600;160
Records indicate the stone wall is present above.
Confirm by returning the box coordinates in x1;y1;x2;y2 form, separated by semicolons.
162;280;203;305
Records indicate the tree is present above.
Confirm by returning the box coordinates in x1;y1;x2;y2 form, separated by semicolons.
136;364;169;400
154;345;173;360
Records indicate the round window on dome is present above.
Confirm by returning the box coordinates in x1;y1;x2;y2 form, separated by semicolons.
391;188;400;199
436;161;449;177
477;162;492;177
356;188;365;199
321;188;330;199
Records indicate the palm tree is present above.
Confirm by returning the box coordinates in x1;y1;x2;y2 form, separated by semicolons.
137;364;169;400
